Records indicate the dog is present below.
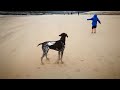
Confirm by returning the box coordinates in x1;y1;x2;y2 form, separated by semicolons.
37;33;68;64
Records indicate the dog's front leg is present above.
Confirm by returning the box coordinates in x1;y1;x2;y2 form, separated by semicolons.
60;50;64;64
58;51;61;60
55;51;61;64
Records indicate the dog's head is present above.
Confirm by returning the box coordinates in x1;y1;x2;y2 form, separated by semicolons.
59;33;68;38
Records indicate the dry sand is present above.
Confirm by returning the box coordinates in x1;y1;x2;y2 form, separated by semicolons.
0;15;120;79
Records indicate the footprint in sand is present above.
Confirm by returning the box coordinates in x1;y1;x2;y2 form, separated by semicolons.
98;56;105;61
37;67;41;69
80;60;84;61
57;63;66;67
75;69;81;72
65;74;72;79
26;74;31;77
98;58;103;60
15;74;22;78
99;56;104;57
117;56;120;58
66;76;72;79
93;68;99;72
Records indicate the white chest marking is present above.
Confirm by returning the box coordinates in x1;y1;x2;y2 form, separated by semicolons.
48;42;56;46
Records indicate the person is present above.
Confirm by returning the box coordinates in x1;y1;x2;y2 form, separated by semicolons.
87;14;101;33
78;12;79;15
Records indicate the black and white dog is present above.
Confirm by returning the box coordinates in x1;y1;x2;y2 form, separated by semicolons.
37;33;68;64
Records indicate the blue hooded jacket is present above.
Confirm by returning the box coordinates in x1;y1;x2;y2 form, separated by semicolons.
87;14;101;26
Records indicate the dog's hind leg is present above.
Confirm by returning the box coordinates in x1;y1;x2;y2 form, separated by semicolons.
41;46;50;64
41;53;45;65
45;47;50;61
41;46;47;64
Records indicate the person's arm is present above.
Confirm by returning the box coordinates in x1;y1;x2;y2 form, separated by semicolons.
87;18;93;20
97;18;101;24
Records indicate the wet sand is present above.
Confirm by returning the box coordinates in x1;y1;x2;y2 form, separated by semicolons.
0;15;120;79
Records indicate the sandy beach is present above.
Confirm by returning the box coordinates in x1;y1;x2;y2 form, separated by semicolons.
0;15;120;79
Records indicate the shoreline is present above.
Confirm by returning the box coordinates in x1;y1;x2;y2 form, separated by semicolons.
0;11;120;15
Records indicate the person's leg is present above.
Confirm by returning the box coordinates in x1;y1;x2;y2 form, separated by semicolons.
92;29;94;33
94;28;96;33
92;26;93;33
94;26;97;33
92;26;97;33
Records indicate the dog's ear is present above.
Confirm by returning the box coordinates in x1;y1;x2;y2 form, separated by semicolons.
66;34;68;38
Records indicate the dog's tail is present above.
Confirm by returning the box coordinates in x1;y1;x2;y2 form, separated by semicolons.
37;43;43;47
